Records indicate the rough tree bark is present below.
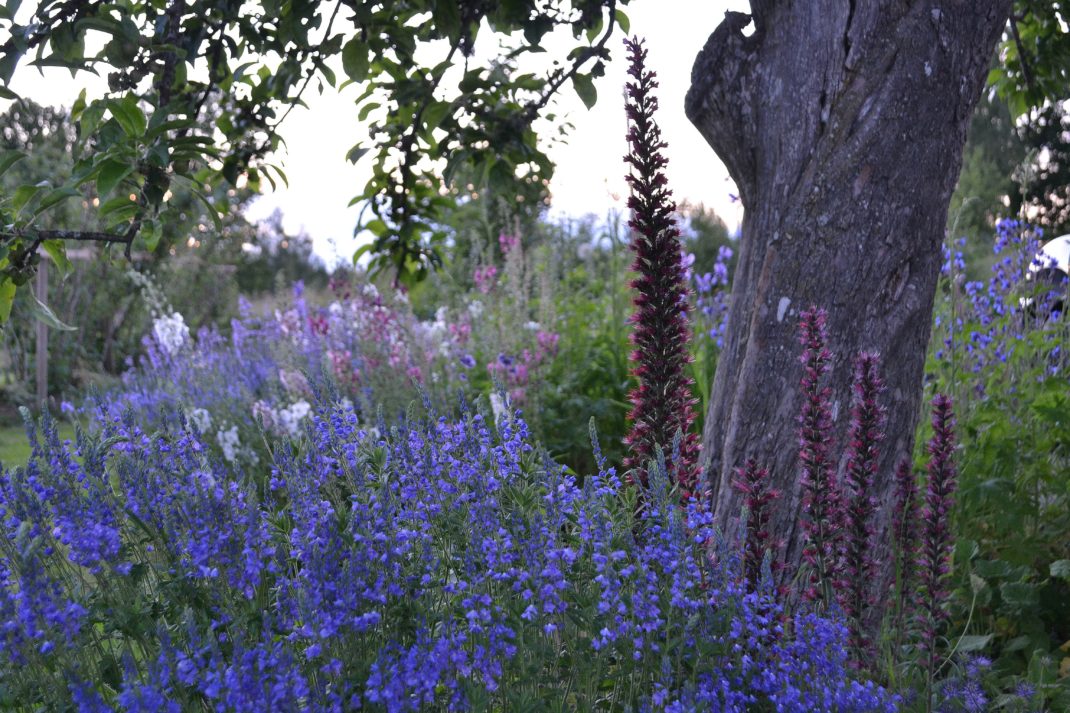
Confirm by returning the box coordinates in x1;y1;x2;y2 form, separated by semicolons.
685;1;1012;608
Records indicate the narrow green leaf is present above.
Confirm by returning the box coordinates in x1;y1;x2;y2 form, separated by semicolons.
0;278;14;323
36;186;81;216
357;101;380;122
955;634;993;653
615;9;630;34
29;291;77;331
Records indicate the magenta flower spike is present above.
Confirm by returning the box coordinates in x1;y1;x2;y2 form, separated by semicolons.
732;458;781;591
621;37;700;499
916;394;959;672
841;352;886;661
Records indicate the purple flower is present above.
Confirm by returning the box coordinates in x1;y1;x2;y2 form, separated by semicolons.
621;36;701;497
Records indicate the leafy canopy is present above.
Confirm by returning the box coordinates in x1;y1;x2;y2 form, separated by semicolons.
0;0;628;321
0;0;1063;326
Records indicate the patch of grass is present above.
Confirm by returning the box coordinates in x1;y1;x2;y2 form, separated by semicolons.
0;423;76;467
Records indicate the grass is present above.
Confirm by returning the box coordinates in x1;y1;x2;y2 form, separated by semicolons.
0;422;76;467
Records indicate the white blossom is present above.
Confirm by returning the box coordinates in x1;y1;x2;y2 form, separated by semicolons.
217;425;240;462
278;400;312;437
153;312;189;355
188;408;212;434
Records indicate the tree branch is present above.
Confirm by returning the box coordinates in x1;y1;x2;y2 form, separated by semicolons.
521;0;617;124
1008;14;1038;100
685;10;761;205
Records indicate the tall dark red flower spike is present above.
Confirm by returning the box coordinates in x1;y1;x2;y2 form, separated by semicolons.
621;36;701;497
797;306;843;605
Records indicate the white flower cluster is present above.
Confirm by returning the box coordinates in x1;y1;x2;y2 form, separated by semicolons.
217;425;240;462
153;312;190;355
254;400;313;438
278;400;312;437
126;269;172;316
188;408;212;434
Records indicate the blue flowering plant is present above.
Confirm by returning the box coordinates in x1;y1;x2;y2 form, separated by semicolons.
0;382;899;711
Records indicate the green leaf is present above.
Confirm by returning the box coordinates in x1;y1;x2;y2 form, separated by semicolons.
0;150;26;179
78;102;106;139
341;38;370;83
572;73;597;110
363;219;388;237
357;101;380;122
614;9;630;34
37;187;81;216
28;291;76;331
346;144;369;164
0;278;14;323
95;159;134;197
98;196;140;226
107;96;147;137
141;219;163;253
1000;582;1039;612
0;0;23;22
954;634;993;653
422;101;452;130
70;88;87;121
1051;560;1070;580
41;240;72;276
12;183;46;215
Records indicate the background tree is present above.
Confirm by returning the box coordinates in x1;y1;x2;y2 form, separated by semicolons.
0;0;629;317
0;101;327;404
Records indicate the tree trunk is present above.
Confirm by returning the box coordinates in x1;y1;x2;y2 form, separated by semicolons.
685;1;1011;611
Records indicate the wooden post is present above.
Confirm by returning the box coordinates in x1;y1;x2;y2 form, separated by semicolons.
35;258;47;410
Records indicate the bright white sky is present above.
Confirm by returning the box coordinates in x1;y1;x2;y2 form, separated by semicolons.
4;0;746;267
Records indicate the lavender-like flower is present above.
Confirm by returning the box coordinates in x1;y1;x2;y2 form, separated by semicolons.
732;458;780;591
621;36;700;498
797;306;843;606
916;394;959;677
840;352;885;661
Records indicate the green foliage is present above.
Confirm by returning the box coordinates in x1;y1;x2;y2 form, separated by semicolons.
919;228;1070;708
0;0;630;299
990;2;1070;120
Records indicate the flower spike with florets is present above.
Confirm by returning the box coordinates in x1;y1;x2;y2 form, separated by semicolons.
916;394;959;674
840;352;885;663
797;306;843;606
621;36;700;499
732;458;781;592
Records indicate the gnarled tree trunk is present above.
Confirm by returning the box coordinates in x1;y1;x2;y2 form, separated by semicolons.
685;2;1011;610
